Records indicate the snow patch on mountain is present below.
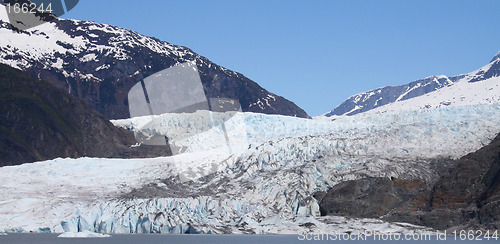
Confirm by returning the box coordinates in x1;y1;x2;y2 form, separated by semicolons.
0;7;183;76
0;8;309;119
0;7;245;83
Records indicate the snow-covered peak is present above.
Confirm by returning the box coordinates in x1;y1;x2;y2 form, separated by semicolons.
0;9;309;119
0;12;189;72
367;76;500;114
363;56;500;114
325;51;500;117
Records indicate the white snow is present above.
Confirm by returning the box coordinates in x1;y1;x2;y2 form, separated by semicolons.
80;53;96;63
0;10;246;94
248;95;277;109
0;103;499;234
395;82;422;102
0;9;201;79
0;8;87;70
95;64;110;71
369;75;500;114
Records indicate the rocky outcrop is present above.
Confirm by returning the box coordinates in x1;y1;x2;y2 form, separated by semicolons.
0;64;168;166
316;177;425;218
317;133;500;230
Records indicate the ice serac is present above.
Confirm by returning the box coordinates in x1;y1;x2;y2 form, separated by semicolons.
325;52;500;116
0;7;308;119
0;103;499;234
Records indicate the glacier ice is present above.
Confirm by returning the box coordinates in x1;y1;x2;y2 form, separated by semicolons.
58;230;111;238
0;103;500;234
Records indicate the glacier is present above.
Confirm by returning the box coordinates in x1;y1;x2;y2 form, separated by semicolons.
0;103;500;234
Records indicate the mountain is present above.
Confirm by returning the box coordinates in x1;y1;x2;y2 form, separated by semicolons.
0;63;168;166
325;52;500;116
0;6;308;119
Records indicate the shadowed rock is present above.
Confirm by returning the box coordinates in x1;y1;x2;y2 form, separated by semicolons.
317;133;500;230
0;63;169;166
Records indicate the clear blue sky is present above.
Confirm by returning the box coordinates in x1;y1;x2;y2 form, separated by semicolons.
64;0;500;116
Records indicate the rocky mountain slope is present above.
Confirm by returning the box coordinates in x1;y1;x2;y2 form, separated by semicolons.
317;132;500;230
386;132;500;230
0;63;168;166
325;52;500;116
0;6;308;119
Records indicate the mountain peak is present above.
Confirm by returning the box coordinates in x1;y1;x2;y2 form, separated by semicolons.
491;51;500;63
325;50;500;116
0;14;309;119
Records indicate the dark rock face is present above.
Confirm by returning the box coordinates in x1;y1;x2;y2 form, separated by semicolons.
0;17;308;119
410;132;500;230
317;133;500;230
316;177;425;218
0;64;169;166
478;157;500;228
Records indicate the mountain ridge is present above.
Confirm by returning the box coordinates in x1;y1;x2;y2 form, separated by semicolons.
490;51;500;63
325;52;500;116
0;9;309;119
